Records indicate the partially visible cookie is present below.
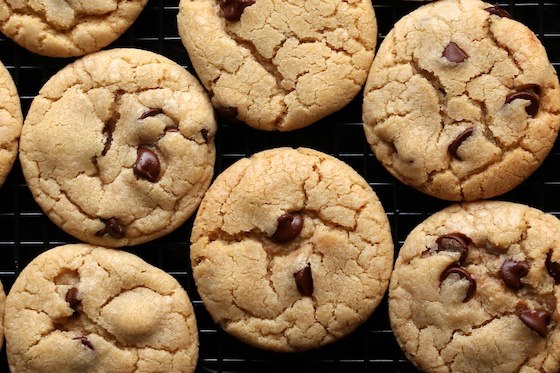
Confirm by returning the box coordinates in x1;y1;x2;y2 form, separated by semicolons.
191;147;393;351
363;0;560;201
0;281;5;350
390;201;560;373
0;60;22;187
5;244;199;373
0;0;148;57
178;0;377;131
20;48;216;247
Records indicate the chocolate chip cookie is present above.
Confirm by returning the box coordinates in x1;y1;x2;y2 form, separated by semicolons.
390;201;560;373
0;59;22;187
177;0;377;131
0;0;148;57
20;48;216;247
363;0;560;201
191;147;394;351
5;244;199;373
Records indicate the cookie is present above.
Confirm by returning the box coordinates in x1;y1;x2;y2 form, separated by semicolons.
362;0;560;201
0;0;148;57
19;48;216;247
5;244;199;373
0;59;23;187
389;201;560;373
191;147;393;351
0;281;5;349
177;0;377;131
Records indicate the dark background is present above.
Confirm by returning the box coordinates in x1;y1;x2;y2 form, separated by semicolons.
1;1;559;372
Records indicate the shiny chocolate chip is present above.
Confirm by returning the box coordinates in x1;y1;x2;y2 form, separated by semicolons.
220;0;255;21
517;309;551;338
436;232;471;264
95;217;125;239
294;263;313;297
139;108;164;120
440;265;476;302
134;147;161;182
485;5;512;18
272;212;304;243
505;85;540;117
73;336;95;350
545;251;560;284
448;128;474;160
500;259;529;290
65;287;80;311
443;42;468;63
164;125;179;133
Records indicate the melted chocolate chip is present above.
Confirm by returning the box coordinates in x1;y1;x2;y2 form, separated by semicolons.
517;309;551;338
134;147;161;182
139;108;164;120
485;5;512;18
271;212;304;243
545;251;560;284
443;42;468;63
500;259;529;290
436;232;472;264
294;263;313;297
216;106;239;122
448;128;474;160
440;265;476;302
95;217;125;239
505;85;540;117
65;287;80;311
73;336;95;350
219;0;255;21
201;128;209;142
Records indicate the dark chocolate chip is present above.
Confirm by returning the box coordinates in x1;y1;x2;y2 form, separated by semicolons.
448;127;474;160
443;42;468;63
95;217;125;239
500;259;529;290
216;106;239;122
294;263;313;297
545;251;560;284
164;125;179;133
440;265;476;302
139;108;164;120
517;309;551;338
272;212;304;243
219;0;255;21
102;113;119;156
505;85;540;117
134;147;161;182
201;128;209;142
485;5;512;18
436;232;472;264
73;336;95;350
65;287;80;311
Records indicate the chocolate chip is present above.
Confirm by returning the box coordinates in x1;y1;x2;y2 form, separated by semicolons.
505;85;540;117
102;113;119;156
164;125;179;133
517;309;551;338
271;212;304;243
294;263;313;297
485;5;512;18
448;127;474;160
436;232;471;264
73;336;95;350
440;265;476;302
65;287;80;311
219;0;255;21
500;259;529;290
201;128;209;142
216;106;239;122
95;217;125;239
443;42;468;63
139;108;164;120
134;147;161;182
545;251;560;284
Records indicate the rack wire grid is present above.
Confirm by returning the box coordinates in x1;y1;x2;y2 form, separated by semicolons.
0;0;559;372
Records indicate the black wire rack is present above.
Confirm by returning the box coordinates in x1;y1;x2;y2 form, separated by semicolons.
0;1;559;372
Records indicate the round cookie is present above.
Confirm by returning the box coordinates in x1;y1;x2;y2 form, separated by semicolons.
0;60;23;187
177;0;377;131
5;244;199;373
0;0;148;57
362;0;560;201
0;281;5;349
20;48;216;247
191;147;394;351
389;201;560;373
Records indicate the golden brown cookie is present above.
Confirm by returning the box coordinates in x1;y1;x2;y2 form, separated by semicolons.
0;59;22;187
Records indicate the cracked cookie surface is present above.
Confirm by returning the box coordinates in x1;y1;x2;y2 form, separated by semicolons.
0;60;22;187
177;0;377;131
20;48;216;247
362;0;560;201
0;0;148;57
5;244;199;373
389;201;560;373
191;147;393;351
